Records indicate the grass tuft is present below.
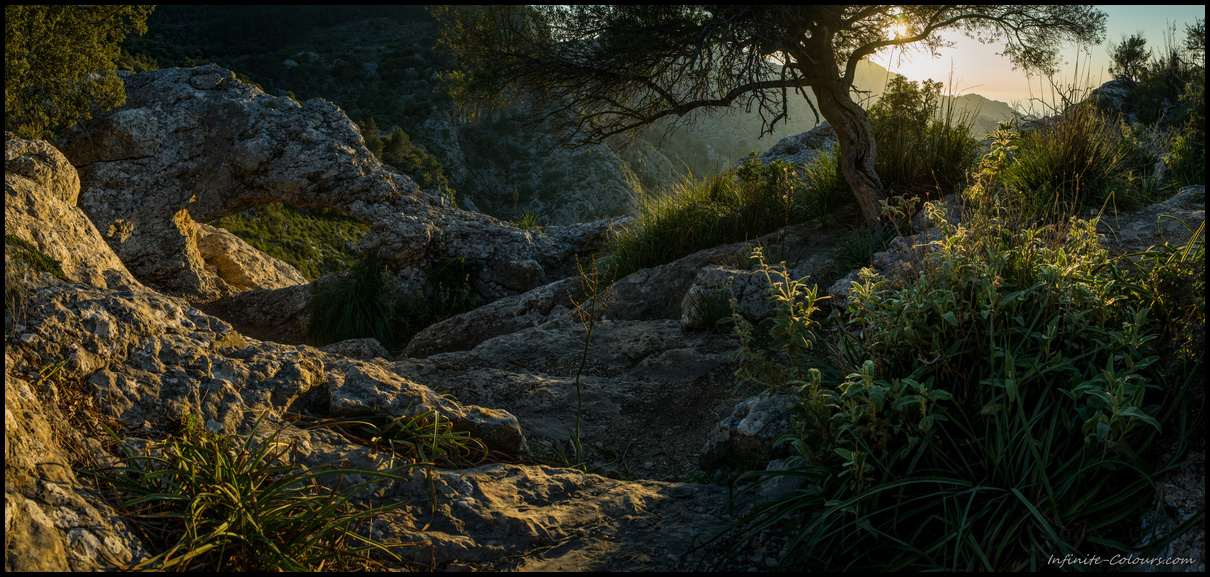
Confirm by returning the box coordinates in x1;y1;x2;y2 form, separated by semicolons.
84;413;420;571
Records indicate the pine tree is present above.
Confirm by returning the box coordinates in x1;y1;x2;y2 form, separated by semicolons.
5;6;154;140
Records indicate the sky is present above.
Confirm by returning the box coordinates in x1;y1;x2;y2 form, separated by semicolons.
868;5;1206;115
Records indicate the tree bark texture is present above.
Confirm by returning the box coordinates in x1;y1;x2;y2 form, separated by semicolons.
812;81;886;229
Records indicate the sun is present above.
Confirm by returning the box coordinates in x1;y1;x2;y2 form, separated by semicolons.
890;22;910;40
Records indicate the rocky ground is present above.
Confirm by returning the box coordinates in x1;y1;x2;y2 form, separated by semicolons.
5;67;1205;571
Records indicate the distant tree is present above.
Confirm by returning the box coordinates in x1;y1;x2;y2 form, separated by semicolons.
1108;32;1152;81
5;5;154;140
435;6;1106;228
357;117;385;159
1186;18;1205;62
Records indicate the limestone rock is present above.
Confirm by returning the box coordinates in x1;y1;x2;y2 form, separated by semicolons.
604;215;851;322
698;394;796;470
679;252;835;331
318;337;390;360
404;276;580;358
397;319;746;481
58;65;608;302
5;135;141;291
759;121;836;168
1134;452;1206;573
1095;185;1205;256
9;284;526;456
5;133;80;206
194;224;308;292
4;352;149;571
379;464;730;570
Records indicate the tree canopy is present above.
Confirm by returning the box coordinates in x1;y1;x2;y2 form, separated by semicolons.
1109;33;1151;81
436;5;1107;227
5;5;154;140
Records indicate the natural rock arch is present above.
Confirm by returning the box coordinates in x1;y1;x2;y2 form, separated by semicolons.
59;65;614;301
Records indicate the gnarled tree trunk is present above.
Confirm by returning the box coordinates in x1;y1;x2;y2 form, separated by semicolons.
812;81;886;229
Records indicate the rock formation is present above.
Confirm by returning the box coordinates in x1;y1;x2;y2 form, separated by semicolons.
4;133;738;571
5;134;141;291
58;65;616;302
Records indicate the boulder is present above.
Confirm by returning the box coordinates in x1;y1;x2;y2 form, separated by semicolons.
194;223;308;292
759;121;836;168
397;319;749;482
4;134;80;205
404;276;581;358
698;394;796;470
58;66;611;301
603;213;853;322
5;135;141;291
318;337;390;360
4;350;149;571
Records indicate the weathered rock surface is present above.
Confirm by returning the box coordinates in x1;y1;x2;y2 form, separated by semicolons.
404;276;581;358
5;135;141;291
318;337;390;360
376;464;731;570
759;121;837;168
698;394;796;470
405;213;848;358
1135;452;1206;573
5;274;740;570
397;318;752;481
194;223;308;292
1095;185;1206;256
58;65;615;301
603;211;855;323
4;351;150;571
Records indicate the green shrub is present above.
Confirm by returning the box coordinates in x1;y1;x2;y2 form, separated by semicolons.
306;254;400;346
395;255;483;336
210;202;368;281
698;184;1197;570
306;253;484;351
831;225;891;274
598;156;840;283
999;101;1137;216
869;76;980;202
510;210;543;230
1165;68;1206;186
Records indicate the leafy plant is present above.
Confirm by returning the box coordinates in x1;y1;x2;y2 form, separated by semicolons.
695;159;1197;569
6;6;153;139
684;281;735;333
510;210;543;230
1000;99;1134;215
868;76;980;202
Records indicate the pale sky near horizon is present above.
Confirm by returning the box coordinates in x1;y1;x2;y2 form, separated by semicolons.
868;5;1206;115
